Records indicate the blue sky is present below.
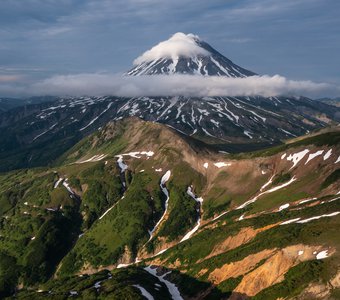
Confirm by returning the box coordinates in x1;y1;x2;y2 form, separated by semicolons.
0;0;339;96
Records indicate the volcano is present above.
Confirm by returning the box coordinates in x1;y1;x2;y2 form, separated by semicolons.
127;32;256;77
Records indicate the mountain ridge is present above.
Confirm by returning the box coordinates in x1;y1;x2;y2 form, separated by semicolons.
1;118;339;299
0;94;338;173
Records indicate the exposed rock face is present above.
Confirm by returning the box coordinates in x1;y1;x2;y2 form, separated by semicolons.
209;244;330;297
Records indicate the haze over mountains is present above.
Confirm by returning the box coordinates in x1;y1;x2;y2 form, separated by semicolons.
0;32;340;300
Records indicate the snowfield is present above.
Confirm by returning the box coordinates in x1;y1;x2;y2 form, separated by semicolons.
180;186;203;242
316;250;329;260
144;266;183;300
116;155;128;173
133;285;154;300
62;179;75;194
280;211;340;225
286;149;309;169
305;150;324;164
323;149;332;160
278;203;290;211
214;162;231;168
297;211;340;224
299;197;317;204
260;175;274;192
115;150;154;173
335;155;340;164
54;178;63;188
148;171;171;239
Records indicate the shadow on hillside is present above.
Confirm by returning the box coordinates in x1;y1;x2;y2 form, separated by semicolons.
149;264;250;300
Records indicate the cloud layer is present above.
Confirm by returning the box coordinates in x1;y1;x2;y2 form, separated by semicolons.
0;73;334;98
133;32;209;65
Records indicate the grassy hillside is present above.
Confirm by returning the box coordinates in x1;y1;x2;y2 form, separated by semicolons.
1;119;339;299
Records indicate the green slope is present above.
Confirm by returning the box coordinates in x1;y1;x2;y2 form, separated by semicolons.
0;119;339;299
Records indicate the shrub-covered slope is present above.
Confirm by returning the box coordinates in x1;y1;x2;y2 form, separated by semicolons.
1;118;340;299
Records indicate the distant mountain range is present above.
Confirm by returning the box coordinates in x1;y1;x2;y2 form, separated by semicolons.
0;96;56;112
0;33;339;172
317;97;340;107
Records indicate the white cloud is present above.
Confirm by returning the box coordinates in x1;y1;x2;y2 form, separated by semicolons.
18;73;337;98
133;32;209;65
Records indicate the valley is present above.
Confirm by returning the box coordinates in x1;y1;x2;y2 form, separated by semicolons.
0;118;339;299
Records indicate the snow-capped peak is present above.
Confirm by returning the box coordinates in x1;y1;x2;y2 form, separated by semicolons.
127;32;256;77
133;32;210;65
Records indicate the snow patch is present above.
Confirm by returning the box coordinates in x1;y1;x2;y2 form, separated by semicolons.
117;263;131;269
305;150;324;164
148;171;171;239
62;179;74;194
297;211;340;224
265;176;297;193
180;186;203;242
323;149;332;160
181;222;200;242
286;149;309;169
116;155;128;173
260;175;274;192
203;162;209;169
77;154;107;164
280;218;301;225
94;281;102;289
54;178;63;189
237;176;297;209
278;203;290;211
316;250;329;260
243;130;253;139
186;186;203;204
212;211;229;221
161;170;171;185
299;197;317;204
122;151;155;158
214;162;231;168
99;204;116;220
133;285;154;300
155;248;168;256
144;266;183;300
80;102;112;131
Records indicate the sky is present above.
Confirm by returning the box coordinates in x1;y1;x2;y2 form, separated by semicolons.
0;0;339;98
